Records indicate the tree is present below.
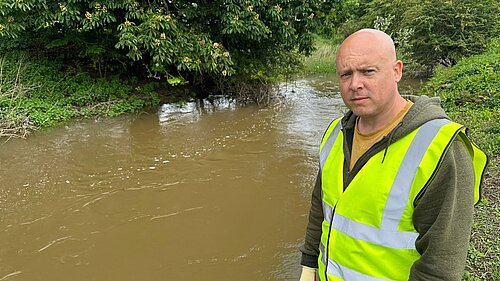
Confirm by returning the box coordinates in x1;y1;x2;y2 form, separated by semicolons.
0;1;330;93
355;0;500;69
404;0;500;67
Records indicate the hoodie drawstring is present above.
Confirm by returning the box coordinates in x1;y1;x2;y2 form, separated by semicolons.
381;122;403;164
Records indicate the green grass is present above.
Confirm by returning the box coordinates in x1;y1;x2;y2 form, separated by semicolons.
0;52;161;138
301;36;338;75
464;187;500;280
418;43;499;280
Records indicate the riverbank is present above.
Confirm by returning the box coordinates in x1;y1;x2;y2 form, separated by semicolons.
418;45;500;280
0;52;164;139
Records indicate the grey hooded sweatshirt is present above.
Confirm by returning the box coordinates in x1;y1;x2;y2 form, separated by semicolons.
300;95;477;280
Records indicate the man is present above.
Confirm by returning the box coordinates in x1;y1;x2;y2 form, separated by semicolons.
299;29;488;281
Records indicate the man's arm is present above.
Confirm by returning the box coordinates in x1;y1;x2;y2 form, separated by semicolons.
410;139;475;280
300;170;324;268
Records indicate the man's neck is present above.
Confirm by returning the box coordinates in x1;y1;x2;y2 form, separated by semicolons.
357;96;407;135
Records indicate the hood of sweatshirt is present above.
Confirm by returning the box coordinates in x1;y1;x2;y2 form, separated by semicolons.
337;94;452;181
395;95;450;140
341;95;450;143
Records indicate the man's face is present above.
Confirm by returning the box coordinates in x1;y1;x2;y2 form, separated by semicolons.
335;37;402;119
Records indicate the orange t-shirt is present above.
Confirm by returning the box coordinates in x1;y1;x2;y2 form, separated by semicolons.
350;100;413;170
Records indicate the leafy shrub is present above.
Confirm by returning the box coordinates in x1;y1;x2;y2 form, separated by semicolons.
0;52;159;134
405;0;499;67
419;43;500;156
0;1;331;89
419;51;499;111
334;0;500;69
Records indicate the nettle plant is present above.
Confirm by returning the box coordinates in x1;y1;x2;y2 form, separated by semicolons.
0;1;326;84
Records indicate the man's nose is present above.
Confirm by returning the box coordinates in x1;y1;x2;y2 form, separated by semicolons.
349;72;363;91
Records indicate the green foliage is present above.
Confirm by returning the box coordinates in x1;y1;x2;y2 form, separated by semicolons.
0;52;159;134
463;270;482;281
301;36;338;74
465;195;500;281
313;0;361;39
419;50;500;111
0;1;331;89
334;0;500;69
319;0;369;40
404;0;500;67
447;108;500;157
419;44;500;156
167;76;186;87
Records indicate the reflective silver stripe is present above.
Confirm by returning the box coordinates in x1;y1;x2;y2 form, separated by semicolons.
319;119;452;280
320;121;342;172
319;242;329;273
319;241;326;267
327;261;394;281
319;120;341;220
380;118;450;230
332;213;418;249
321;119;450;249
319;243;393;281
323;200;334;223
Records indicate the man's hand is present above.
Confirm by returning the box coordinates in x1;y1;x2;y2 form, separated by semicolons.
299;266;317;281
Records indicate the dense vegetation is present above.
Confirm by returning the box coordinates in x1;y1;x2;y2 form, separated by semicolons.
0;0;331;90
418;40;499;281
419;40;500;157
1;0;332;138
325;0;500;73
0;52;162;138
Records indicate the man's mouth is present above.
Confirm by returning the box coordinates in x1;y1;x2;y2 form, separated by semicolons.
351;96;368;101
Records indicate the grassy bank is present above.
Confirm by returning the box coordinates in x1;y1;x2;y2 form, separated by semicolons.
300;36;338;75
419;43;500;280
0;52;162;139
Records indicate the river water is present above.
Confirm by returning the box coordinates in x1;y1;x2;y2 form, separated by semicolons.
0;76;422;280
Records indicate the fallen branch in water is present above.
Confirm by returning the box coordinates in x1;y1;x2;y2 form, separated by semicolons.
0;116;35;140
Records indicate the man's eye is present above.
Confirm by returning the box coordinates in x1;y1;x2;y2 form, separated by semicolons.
340;73;351;78
364;69;375;75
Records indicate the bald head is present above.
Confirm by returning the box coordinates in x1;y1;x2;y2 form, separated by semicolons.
334;28;405;129
336;29;397;65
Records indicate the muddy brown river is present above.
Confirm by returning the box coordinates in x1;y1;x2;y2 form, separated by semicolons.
0;76;422;280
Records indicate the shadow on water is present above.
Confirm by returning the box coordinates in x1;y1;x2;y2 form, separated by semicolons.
0;76;422;280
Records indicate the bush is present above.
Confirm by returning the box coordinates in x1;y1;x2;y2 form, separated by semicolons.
418;40;500;157
405;0;500;67
335;0;500;70
419;48;499;112
0;1;331;91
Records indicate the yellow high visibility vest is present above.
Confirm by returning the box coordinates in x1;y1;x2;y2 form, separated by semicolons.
317;118;487;281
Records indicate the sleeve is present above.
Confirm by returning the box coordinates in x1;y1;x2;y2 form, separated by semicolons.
410;139;476;281
299;170;324;268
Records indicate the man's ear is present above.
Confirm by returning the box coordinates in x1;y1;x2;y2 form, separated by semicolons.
394;60;403;83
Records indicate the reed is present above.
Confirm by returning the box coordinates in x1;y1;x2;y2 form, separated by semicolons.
0;55;37;139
